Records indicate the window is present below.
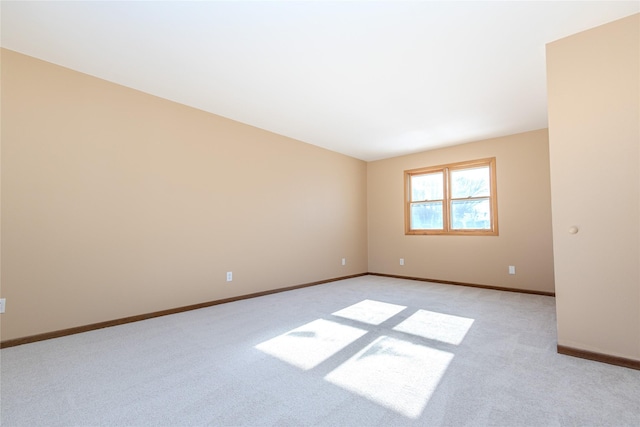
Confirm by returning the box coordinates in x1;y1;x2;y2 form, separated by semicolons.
405;158;498;236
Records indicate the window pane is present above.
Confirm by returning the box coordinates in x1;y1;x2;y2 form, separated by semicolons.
451;167;490;199
451;199;491;229
411;172;443;202
410;202;443;230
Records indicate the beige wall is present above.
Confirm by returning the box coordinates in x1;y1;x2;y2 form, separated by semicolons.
547;14;640;361
0;49;368;341
367;129;555;293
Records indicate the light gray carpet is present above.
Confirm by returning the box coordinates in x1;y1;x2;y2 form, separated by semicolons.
1;275;639;426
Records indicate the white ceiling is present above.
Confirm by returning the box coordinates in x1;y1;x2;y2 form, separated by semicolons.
2;1;638;161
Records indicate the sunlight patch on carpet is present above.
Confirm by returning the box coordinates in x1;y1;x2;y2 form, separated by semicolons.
255;319;367;370
332;299;407;325
393;309;474;345
324;335;453;419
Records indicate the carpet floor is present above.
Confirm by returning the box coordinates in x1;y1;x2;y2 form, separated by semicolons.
1;275;639;426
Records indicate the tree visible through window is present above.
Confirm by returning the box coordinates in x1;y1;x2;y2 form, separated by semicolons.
405;158;498;236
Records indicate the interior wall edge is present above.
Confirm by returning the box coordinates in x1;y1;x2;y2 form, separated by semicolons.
0;273;368;349
368;272;555;297
557;345;640;370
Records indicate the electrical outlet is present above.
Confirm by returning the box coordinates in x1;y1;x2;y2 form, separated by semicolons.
509;266;516;275
0;298;5;314
400;258;405;266
226;272;233;282
341;258;346;266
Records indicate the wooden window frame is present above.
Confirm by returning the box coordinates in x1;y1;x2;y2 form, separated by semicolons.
404;157;498;236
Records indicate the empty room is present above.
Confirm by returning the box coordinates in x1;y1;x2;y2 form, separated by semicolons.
1;1;639;426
